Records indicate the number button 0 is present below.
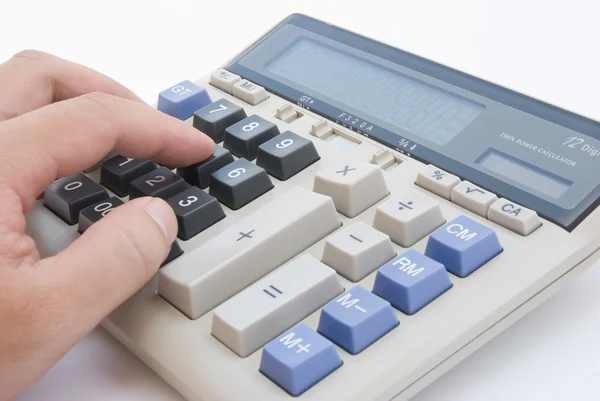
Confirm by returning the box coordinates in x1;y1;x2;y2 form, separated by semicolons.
192;98;247;143
256;131;320;180
129;167;187;200
78;197;124;234
167;187;226;240
209;159;274;210
44;173;109;225
223;115;280;161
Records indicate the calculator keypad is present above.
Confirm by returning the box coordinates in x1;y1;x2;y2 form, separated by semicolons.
166;187;225;240
256;131;320;180
129;167;187;200
78;197;124;234
193;98;247;143
44;174;109;225
223;115;280;161
209;159;274;210
100;156;157;197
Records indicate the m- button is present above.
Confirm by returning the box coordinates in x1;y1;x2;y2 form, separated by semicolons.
488;198;542;236
451;181;498;217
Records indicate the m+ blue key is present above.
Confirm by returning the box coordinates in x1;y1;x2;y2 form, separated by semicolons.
425;215;503;278
373;249;452;315
157;80;211;120
259;323;342;397
318;286;398;354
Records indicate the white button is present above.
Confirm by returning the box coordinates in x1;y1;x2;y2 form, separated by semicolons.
416;164;460;199
275;104;299;122
451;181;498;217
309;120;333;139
488;198;542;236
211;254;342;357
370;148;396;169
232;79;268;105
322;222;396;282
158;187;341;319
372;190;445;247
209;69;241;94
313;162;389;218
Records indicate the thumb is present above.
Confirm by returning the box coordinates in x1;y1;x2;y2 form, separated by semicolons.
35;196;177;338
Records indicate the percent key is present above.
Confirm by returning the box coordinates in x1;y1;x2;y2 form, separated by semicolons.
416;165;460;200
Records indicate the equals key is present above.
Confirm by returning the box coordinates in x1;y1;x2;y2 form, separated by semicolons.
263;285;283;298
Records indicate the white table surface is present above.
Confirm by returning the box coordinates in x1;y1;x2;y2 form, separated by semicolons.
2;0;600;400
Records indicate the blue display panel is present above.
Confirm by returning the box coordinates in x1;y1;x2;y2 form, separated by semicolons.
265;38;484;145
226;14;600;231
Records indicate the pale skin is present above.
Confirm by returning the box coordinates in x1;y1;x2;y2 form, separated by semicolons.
0;50;215;400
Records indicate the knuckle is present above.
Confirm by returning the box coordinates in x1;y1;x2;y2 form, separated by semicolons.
11;49;48;63
77;91;118;121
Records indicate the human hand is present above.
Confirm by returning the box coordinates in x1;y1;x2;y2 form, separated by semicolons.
0;50;214;400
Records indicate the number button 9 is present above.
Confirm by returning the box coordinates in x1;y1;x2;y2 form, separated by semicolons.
257;131;320;181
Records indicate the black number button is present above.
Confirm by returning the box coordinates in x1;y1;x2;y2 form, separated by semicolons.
167;187;225;240
209;159;274;210
223;115;280;161
177;145;234;189
161;241;184;268
193;98;247;143
256;131;320;180
44;174;109;225
100;155;157;197
129;167;187;200
78;197;124;234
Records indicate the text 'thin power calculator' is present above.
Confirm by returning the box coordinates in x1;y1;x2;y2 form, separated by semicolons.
26;13;600;401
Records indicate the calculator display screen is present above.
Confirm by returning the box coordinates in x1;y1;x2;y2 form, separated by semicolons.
265;38;484;145
226;14;600;231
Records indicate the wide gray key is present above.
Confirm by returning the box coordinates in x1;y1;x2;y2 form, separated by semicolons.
209;159;273;210
256;131;320;180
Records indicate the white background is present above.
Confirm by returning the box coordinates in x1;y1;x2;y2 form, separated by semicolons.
2;0;600;400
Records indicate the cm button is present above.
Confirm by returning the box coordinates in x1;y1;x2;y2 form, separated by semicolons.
425;215;502;278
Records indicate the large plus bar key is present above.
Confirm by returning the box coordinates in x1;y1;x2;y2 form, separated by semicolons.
159;187;341;319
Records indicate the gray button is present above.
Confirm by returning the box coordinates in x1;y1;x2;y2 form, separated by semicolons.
167;186;226;240
209;159;274;210
256;131;320;180
192;98;247;143
223;115;280;161
177;145;234;189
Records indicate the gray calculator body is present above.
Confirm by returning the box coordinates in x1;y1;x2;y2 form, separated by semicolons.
26;14;600;401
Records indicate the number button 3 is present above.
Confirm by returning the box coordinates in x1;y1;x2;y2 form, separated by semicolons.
167;187;226;240
78;197;124;234
129;166;187;200
209;159;274;210
44;173;109;225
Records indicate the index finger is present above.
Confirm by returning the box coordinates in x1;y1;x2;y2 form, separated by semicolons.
0;92;214;209
0;50;143;121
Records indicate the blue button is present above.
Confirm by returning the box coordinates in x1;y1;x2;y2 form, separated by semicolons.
425;215;502;278
259;324;342;396
157;80;211;120
372;249;452;315
317;286;398;354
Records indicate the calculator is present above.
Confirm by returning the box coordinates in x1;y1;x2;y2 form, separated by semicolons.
26;13;600;401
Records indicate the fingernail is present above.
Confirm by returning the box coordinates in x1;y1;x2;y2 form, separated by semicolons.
145;198;174;241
